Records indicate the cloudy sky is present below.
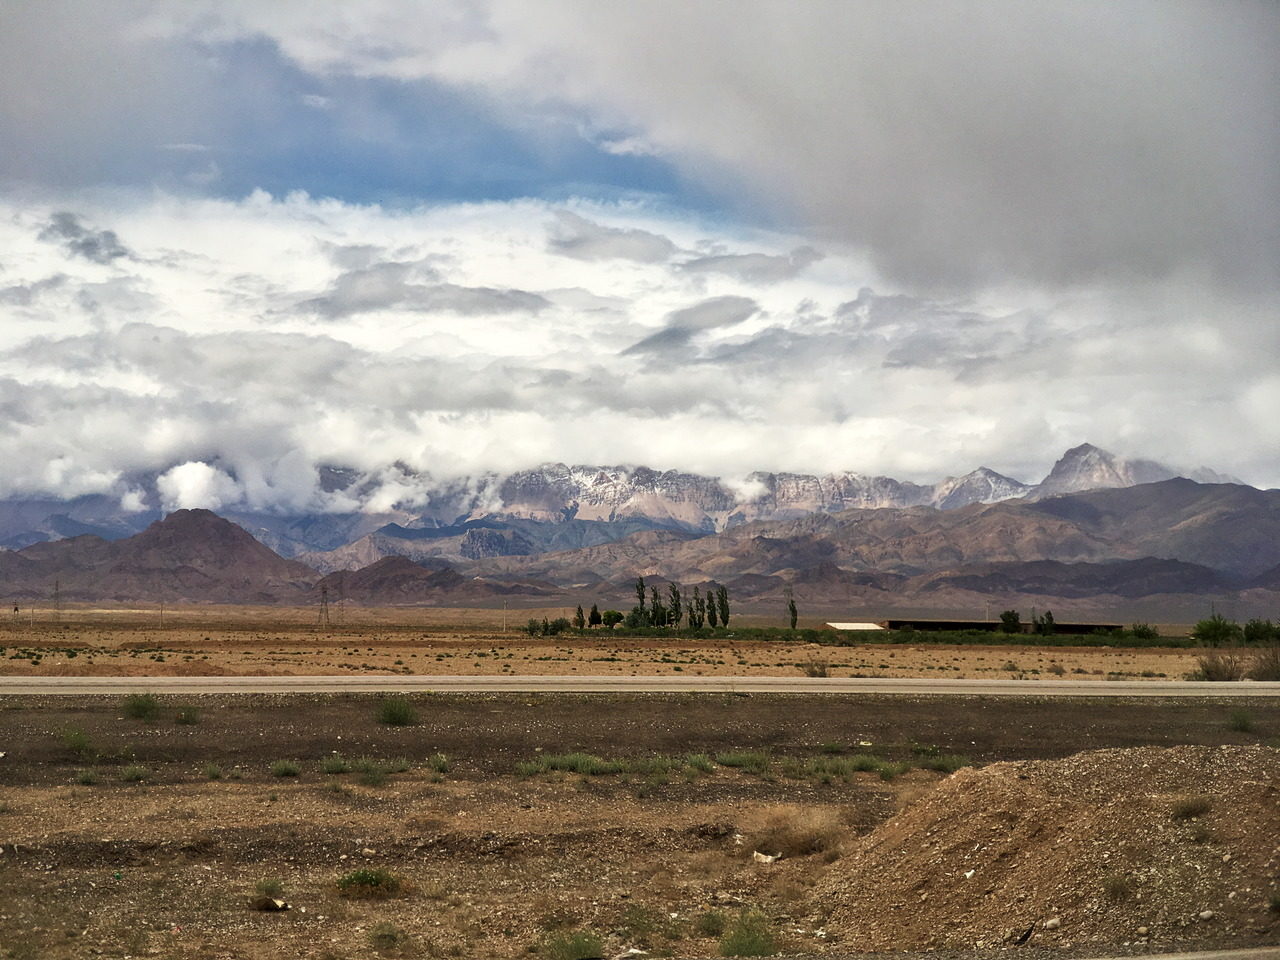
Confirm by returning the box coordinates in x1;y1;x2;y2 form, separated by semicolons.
1;1;1277;513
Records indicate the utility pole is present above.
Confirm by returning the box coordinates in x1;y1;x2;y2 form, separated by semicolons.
53;579;61;623
503;599;507;633
337;572;346;625
319;585;331;630
159;600;164;629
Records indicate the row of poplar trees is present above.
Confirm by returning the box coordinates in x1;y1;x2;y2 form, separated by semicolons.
571;576;732;631
627;576;730;629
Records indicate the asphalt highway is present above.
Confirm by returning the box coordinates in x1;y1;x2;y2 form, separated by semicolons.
1;675;1278;696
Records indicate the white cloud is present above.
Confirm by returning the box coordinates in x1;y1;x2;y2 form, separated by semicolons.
0;189;1276;513
156;461;240;511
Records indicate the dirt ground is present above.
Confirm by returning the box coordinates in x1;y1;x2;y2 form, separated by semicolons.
0;609;1203;681
1;693;1277;959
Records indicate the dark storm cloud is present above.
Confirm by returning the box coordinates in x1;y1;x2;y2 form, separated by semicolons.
521;1;1280;296
621;294;758;356
680;246;822;284
302;261;549;318
38;212;131;264
548;210;677;263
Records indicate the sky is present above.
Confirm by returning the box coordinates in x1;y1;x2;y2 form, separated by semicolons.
1;1;1277;514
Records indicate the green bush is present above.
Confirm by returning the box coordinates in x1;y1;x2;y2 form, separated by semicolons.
60;726;96;760
427;752;450;773
270;760;301;778
719;911;778;956
376;697;417;726
119;765;149;783
1244;618;1278;644
321;754;350;774
1192;614;1243;647
696;911;728;937
1129;622;1160;640
204;763;223;780
122;693;160;722
541;929;604;960
336;868;403;899
255;878;284;897
75;768;98;785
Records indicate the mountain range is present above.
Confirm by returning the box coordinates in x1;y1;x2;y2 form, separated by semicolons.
0;454;1277;617
0;444;1240;562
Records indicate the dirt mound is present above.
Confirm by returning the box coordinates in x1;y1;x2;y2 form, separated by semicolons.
817;744;1280;951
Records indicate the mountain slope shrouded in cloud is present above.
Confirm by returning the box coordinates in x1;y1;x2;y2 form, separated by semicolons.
0;445;1242;560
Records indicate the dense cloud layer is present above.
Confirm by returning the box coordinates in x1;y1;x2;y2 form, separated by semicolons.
0;4;1276;512
113;0;1278;298
0;193;1276;515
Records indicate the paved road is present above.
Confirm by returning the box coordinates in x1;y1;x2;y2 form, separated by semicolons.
1;675;1278;696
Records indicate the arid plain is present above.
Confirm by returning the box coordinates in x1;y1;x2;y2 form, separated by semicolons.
2;606;1279;959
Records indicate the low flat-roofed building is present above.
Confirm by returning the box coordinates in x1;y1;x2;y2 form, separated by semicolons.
826;622;887;631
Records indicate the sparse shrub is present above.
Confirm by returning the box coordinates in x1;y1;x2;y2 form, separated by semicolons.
1193;650;1247;681
715;751;771;775
1247;644;1280;681
387;756;411;773
800;659;828;678
321;754;350;774
427;752;450;773
1103;874;1134;901
75;768;98;785
1172;795;1213;820
1047;662;1067;676
204;763;223;780
719;911;778;957
541;929;604;960
1228;708;1255;732
368;921;409;953
119;764;148;783
696;911;728;937
336;867;403;899
60;726;96;760
1001;660;1020;672
877;761;912;781
918;753;972;774
376;697;417;726
747;805;842;858
270;760;300;778
255;878;284;898
358;763;388;787
1270;890;1280;913
122;693;160;722
685;753;715;773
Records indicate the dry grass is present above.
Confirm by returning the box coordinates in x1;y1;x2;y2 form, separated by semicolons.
1194;650;1247;681
1247;645;1280;681
744;804;844;858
